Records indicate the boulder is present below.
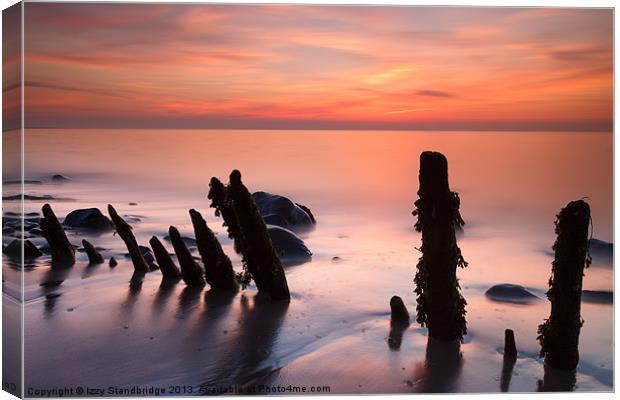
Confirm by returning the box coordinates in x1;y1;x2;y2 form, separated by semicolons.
3;239;42;259
253;191;316;232
485;284;541;305
267;225;312;266
64;208;113;231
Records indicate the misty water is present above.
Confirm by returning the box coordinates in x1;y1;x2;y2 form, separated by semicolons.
3;129;613;394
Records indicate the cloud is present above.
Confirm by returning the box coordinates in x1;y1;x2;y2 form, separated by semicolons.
416;90;456;98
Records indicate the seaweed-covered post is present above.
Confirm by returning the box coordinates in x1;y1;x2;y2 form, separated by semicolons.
227;170;290;301
40;204;75;267
107;204;149;271
412;151;468;341
537;200;591;370
189;209;237;290
168;226;205;287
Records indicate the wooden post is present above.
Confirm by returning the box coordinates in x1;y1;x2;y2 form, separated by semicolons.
390;296;410;324
82;239;104;264
208;177;247;254
538;200;591;370
40;203;75;267
227;170;290;301
412;151;468;341
168;226;205;287
149;236;181;280
504;329;517;358
189;209;237;290
108;204;149;271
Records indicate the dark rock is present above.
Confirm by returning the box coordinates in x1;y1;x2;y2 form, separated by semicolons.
267;225;312;266
51;174;71;182
163;234;196;246
581;290;613;304
64;208;113;231
123;245;155;265
109;257;118;267
253;191;316;232
3;239;42;259
39;280;63;288
4;194;55;201
485;284;541;305
128;202;138;206
589;238;613;263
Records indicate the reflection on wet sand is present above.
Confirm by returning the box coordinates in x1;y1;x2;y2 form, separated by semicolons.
387;322;409;351
199;294;289;391
500;356;516;392
537;365;576;392
411;338;463;393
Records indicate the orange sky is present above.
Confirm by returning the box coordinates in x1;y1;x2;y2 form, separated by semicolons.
15;4;614;131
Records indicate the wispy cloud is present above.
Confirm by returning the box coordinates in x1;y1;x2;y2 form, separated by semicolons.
22;4;613;131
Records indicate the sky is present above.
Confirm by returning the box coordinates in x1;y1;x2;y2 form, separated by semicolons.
13;4;614;131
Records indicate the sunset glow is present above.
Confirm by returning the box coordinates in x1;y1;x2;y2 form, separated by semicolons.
21;4;613;131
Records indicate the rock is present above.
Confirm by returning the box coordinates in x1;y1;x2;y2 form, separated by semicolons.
51;174;71;182
109;257;118;267
3;194;55;201
128;202;138;206
253;191;316;232
267;225;312;266
390;296;410;324
485;284;541;305
123;245;155;265
3;239;42;259
589;238;613;263
64;208;113;231
581;290;613;304
163;235;196;246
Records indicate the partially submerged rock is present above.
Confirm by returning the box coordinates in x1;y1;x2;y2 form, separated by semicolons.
3;239;42;259
485;284;541;305
51;174;71;182
109;257;118;267
252;191;316;232
267;225;312;266
64;208;113;231
581;290;612;305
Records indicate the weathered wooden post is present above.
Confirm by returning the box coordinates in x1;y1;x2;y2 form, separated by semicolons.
40;204;75;267
500;329;517;392
227;170;290;301
82;239;104;264
208;170;290;301
189;209;237;290
412;151;468;341
108;204;150;271
168;226;205;287
537;200;591;370
149;236;181;280
208;177;246;254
